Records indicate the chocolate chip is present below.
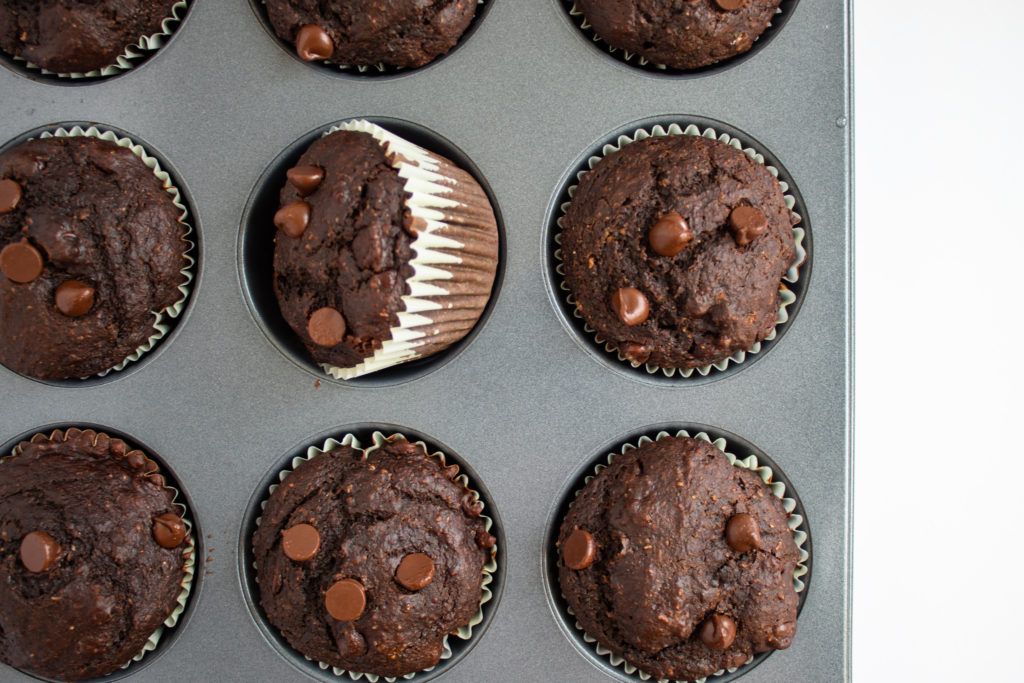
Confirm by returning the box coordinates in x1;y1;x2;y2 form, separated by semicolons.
610;287;649;326
308;307;346;346
274;200;310;238
55;280;94;317
325;579;366;621
714;0;746;10
282;523;321;562
296;24;334;61
770;621;797;649
20;531;60;573
286;166;324;196
0;241;43;283
395;552;435;591
729;205;768;246
562;528;596;570
0;178;21;214
725;513;761;553
335;629;367;658
648;211;693;256
152;513;187;549
700;614;737;650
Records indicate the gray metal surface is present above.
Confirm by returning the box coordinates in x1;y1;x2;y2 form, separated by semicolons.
0;0;852;681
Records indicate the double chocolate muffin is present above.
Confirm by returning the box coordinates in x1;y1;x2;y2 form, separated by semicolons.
252;436;495;677
264;0;479;69
574;0;783;70
272;121;498;379
0;428;191;681
560;133;798;371
0;134;189;380
557;436;800;681
0;0;180;73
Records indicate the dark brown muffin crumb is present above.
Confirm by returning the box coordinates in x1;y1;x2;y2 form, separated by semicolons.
0;428;189;681
253;436;493;677
557;436;800;681
561;134;797;370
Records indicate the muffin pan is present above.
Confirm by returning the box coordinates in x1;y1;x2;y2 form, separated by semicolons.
0;0;850;681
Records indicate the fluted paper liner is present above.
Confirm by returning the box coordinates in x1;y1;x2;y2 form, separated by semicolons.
34;125;196;378
560;429;809;683
565;2;783;71
555;123;806;378
317;120;498;380
254;431;498;682
3;428;196;674
10;2;189;79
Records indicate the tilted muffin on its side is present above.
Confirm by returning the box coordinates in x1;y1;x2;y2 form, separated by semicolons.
0;0;180;73
0;428;192;681
264;0;479;69
561;133;797;371
0;135;188;380
252;436;495;677
273;120;498;379
574;0;783;70
557;436;800;681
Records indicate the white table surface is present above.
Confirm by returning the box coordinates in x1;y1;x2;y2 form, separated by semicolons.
853;1;1024;679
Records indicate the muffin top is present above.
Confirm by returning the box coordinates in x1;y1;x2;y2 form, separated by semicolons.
0;135;187;380
253;436;495;677
0;0;179;73
264;0;478;69
0;428;190;681
560;134;797;370
273;130;416;369
575;0;782;70
557;436;800;682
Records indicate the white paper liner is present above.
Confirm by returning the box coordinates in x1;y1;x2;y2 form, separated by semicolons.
32;125;196;378
314;120;497;380
3;427;197;675
10;2;189;79
561;429;809;683
254;431;498;682
555;122;806;378
566;2;782;71
260;0;484;74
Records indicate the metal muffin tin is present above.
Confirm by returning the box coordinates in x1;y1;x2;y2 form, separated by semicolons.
0;0;851;681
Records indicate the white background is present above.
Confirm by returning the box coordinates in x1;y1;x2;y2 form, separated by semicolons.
854;1;1024;679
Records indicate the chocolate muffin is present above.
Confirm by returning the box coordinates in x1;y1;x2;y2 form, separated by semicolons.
272;120;498;379
560;133;798;371
574;0;783;70
0;0;180;73
557;436;801;681
252;435;495;677
0;428;192;681
264;0;479;69
0;134;189;380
